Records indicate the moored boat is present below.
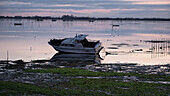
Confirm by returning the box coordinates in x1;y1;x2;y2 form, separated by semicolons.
48;34;104;54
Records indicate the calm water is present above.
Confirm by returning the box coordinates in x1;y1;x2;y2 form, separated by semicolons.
0;19;170;65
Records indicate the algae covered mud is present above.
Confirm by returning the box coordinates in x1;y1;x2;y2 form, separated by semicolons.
0;19;170;65
0;60;170;96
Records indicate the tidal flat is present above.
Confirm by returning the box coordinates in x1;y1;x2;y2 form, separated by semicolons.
0;60;170;96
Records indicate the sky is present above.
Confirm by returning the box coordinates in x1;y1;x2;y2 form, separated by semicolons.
0;0;170;18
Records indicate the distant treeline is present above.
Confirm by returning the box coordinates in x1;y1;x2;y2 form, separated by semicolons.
0;15;170;21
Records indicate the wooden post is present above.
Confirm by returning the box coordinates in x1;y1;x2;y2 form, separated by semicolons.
7;50;9;64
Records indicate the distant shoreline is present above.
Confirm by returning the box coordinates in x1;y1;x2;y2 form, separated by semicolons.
0;15;170;21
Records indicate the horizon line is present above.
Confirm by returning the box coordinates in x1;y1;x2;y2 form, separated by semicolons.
0;15;170;19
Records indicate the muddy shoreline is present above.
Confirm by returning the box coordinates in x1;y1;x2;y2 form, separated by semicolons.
0;59;170;95
0;59;169;85
0;59;169;75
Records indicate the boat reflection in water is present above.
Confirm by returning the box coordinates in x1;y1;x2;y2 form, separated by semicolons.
51;53;105;64
24;49;106;69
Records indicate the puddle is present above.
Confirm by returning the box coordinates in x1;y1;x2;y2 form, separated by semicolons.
142;81;170;84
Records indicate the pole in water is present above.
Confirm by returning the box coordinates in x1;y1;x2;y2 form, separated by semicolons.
7;50;9;64
30;46;32;52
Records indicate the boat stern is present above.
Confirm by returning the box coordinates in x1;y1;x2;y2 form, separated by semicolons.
94;41;104;54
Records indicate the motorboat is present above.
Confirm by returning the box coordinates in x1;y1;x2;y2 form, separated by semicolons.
48;34;104;54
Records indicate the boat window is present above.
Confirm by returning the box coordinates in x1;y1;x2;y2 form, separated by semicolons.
69;44;75;47
66;44;74;47
61;44;74;47
61;44;66;46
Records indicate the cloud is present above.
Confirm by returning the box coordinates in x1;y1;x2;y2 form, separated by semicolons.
0;1;31;5
0;0;169;18
123;0;170;4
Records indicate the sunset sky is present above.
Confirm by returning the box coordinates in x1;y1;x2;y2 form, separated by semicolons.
0;0;170;18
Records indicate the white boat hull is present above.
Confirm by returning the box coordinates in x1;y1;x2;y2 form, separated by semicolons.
51;45;103;54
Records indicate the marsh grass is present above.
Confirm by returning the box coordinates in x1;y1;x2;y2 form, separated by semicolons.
0;79;169;96
67;78;170;96
0;81;107;96
1;68;169;96
0;81;60;96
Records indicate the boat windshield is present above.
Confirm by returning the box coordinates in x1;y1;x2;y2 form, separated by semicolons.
80;39;99;48
61;44;75;47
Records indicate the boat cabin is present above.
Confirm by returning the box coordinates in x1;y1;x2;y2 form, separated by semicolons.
49;34;99;48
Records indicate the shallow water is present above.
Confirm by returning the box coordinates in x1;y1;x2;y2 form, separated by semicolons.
0;19;170;65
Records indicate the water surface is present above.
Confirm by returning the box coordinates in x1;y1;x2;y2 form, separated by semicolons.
0;19;170;65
